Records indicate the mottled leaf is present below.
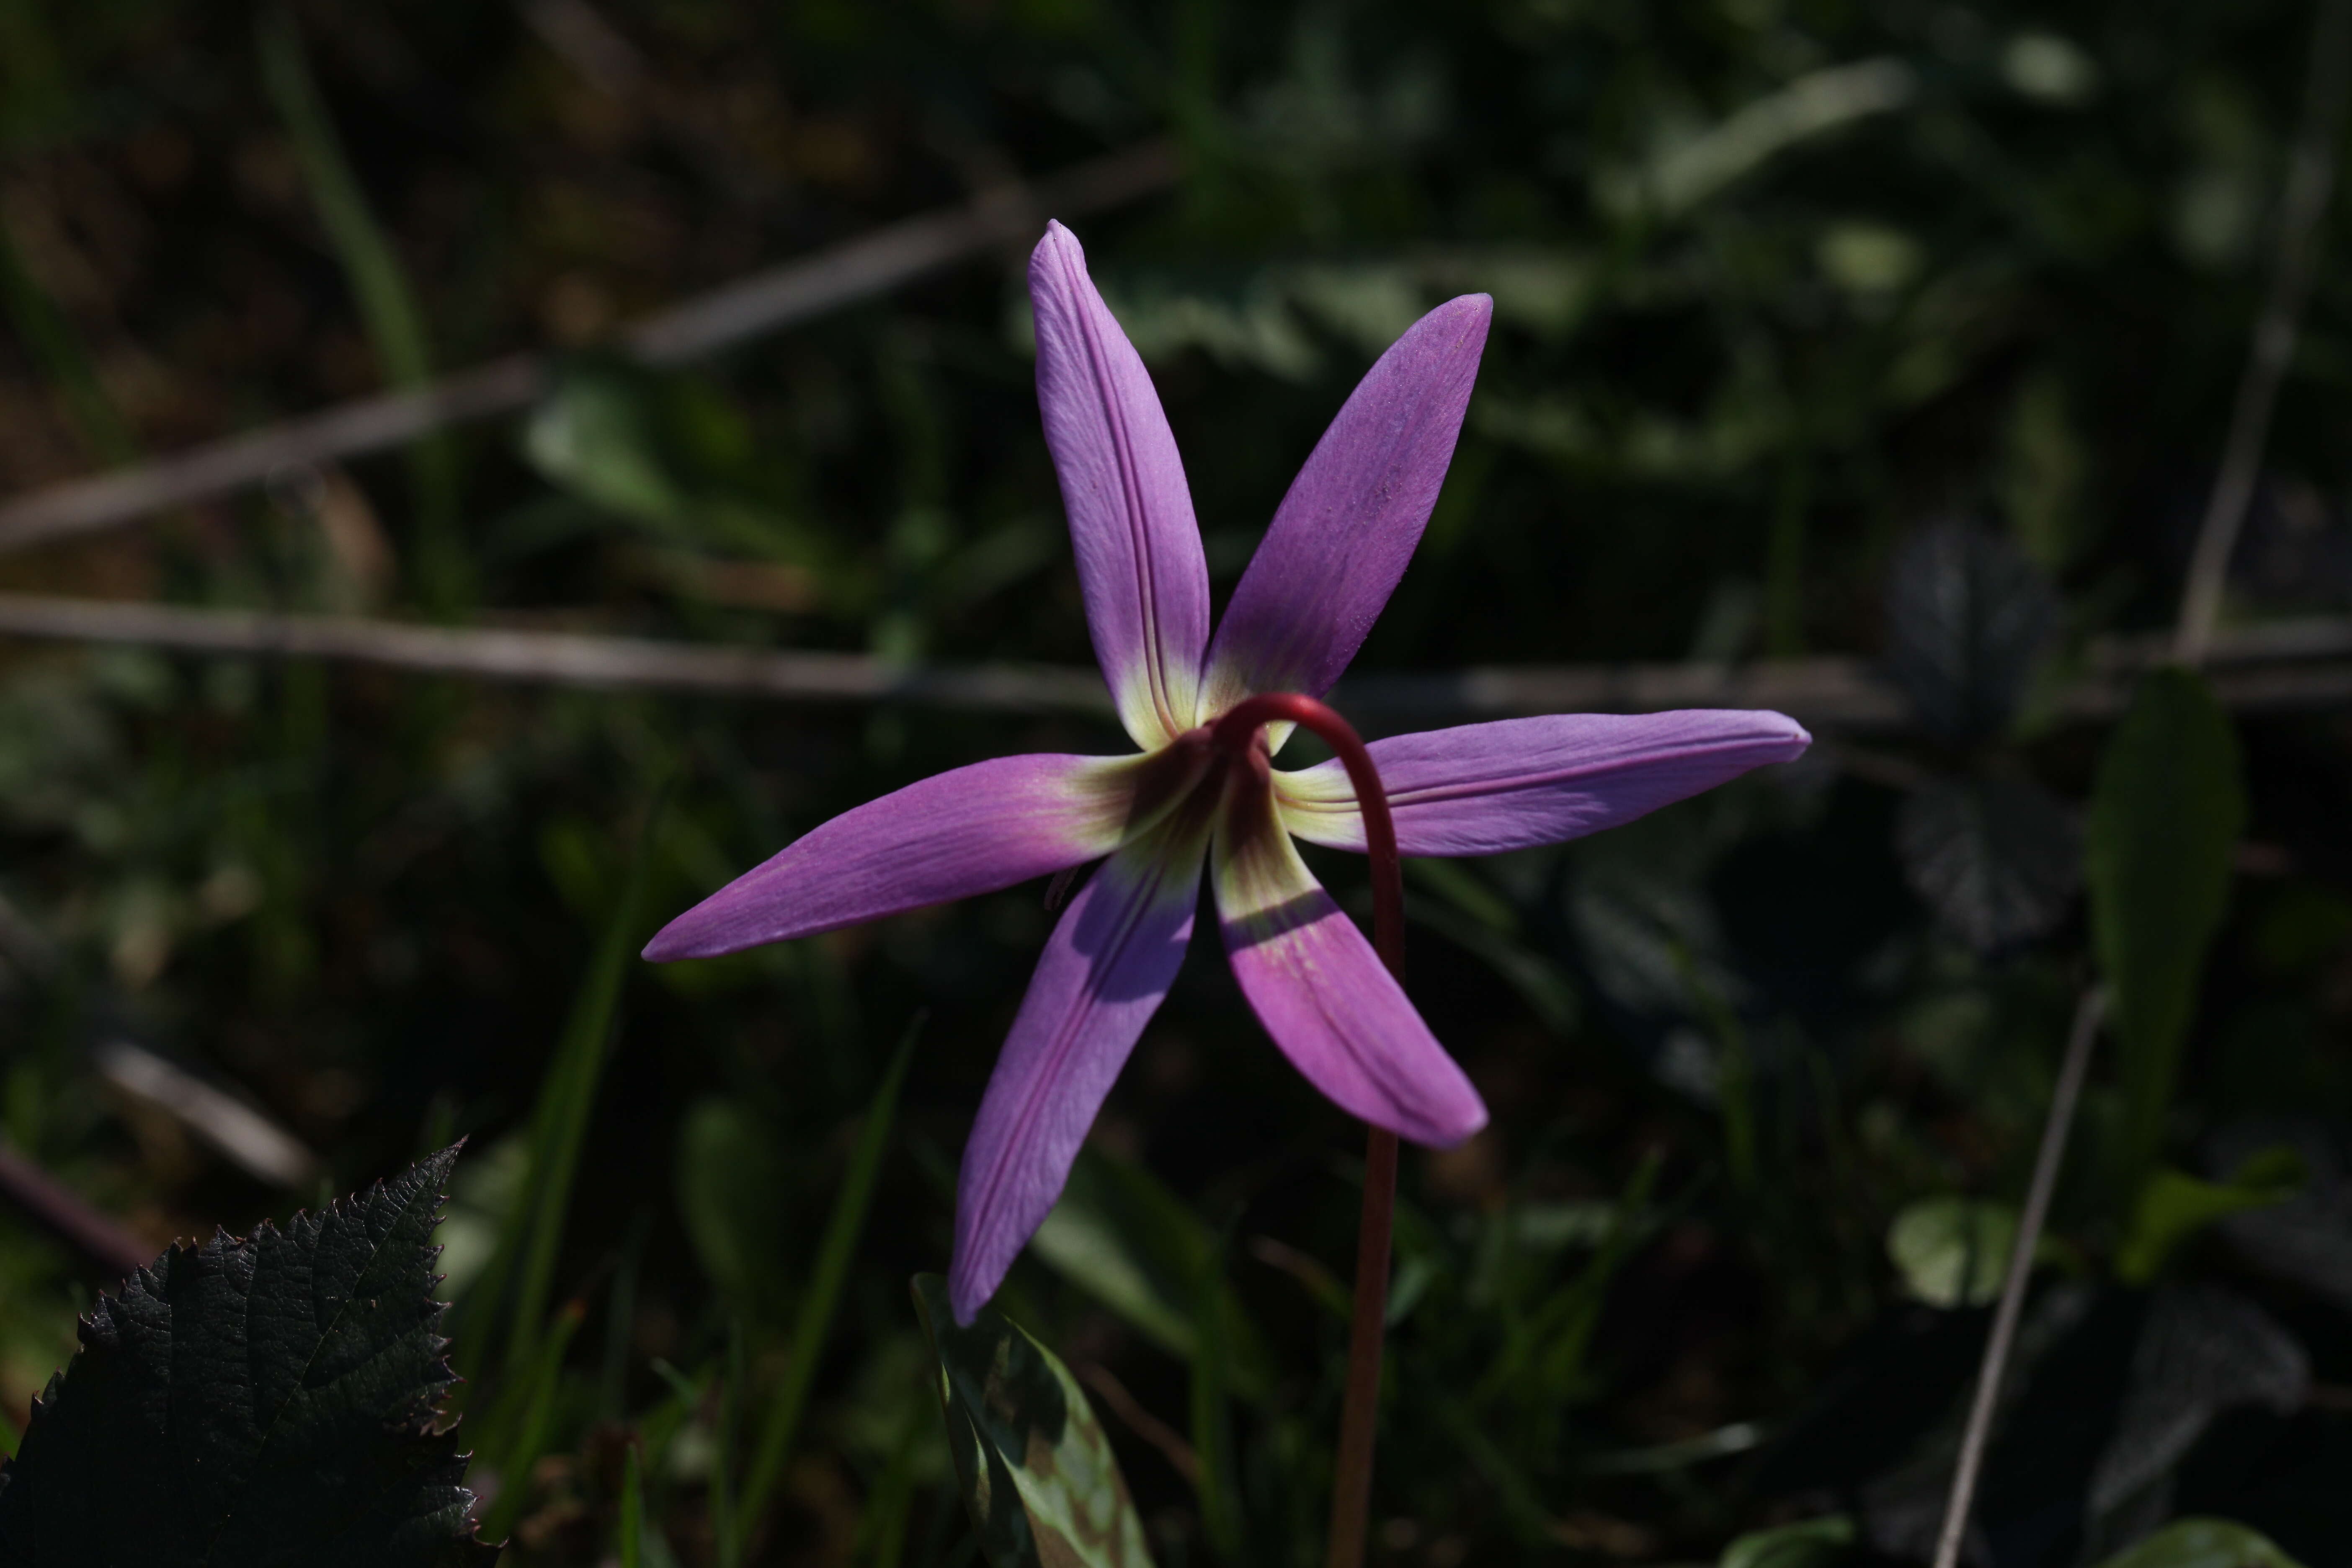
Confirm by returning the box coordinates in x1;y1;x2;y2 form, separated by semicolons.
911;1274;1153;1568
0;1145;494;1566
2087;1287;2307;1528
1894;774;2081;951
1883;521;2058;741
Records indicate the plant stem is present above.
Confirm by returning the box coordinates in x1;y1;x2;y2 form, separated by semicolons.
1930;987;2106;1568
2175;0;2352;665
1207;692;1404;1568
1327;1124;1399;1568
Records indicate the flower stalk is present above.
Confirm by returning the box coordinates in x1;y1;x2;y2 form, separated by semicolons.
1208;691;1403;1568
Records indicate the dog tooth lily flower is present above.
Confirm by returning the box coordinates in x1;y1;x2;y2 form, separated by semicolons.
644;221;1811;1322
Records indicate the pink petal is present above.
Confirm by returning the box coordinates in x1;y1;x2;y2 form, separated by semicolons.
1032;221;1211;748
642;753;1144;960
949;816;1211;1322
1201;294;1492;720
1277;711;1813;856
1211;779;1486;1146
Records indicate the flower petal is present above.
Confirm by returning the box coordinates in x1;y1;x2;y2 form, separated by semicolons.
1277;710;1813;856
1202;294;1493;720
642;753;1144;960
1212;771;1486;1146
949;815;1210;1322
1032;221;1210;748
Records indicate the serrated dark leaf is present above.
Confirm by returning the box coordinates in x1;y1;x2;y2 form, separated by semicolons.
1895;775;2081;951
0;1145;495;1568
1883;520;2058;741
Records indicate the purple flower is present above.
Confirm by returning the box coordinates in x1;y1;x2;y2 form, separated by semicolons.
644;222;1812;1322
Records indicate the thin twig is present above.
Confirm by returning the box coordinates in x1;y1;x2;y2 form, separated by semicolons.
2175;0;2352;666
517;0;648;94
0;1142;155;1280
0;593;1116;714
1931;987;2107;1568
0;142;1177;555
12;592;2352;726
92;1039;322;1191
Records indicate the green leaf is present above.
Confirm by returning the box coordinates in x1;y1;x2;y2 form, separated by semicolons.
0;1146;495;1565
1887;1197;2025;1308
2085;668;2245;1197
0;220;137;466
460;793;660;1398
2115;1149;2306;1285
617;1444;646;1568
737;1015;921;1538
2092;1518;2309;1568
479;1297;588;1541
255;4;465;611
675;1097;793;1319
524;367;694;533
910;1274;1154;1568
1028;1146;1274;1403
1719;1514;1856;1568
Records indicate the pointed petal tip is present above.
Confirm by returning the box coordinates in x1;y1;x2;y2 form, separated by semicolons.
640;905;743;963
1426;290;1494;344
639;921;696;964
1031;218;1082;271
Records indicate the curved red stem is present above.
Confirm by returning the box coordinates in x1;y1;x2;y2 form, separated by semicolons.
1208;693;1403;981
1208;691;1400;1568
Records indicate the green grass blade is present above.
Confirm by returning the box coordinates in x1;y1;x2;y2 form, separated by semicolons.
499;815;662;1380
736;1012;923;1540
456;796;663;1392
0;224;137;466
255;5;467;611
1187;1234;1242;1558
853;1408;925;1568
602;1206;653;1419
619;1442;646;1568
480;1297;587;1540
715;1320;746;1568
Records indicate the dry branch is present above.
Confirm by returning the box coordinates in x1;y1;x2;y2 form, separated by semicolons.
0;1143;153;1281
4;591;2352;729
0;141;1178;555
2175;0;2352;664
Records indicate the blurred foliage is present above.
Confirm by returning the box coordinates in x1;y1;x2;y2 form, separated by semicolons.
1;0;2352;1563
